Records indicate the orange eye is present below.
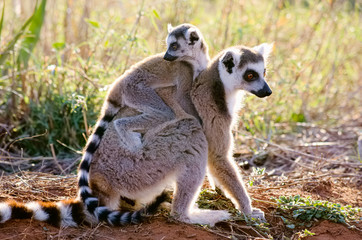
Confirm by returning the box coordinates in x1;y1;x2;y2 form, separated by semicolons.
263;69;266;77
171;43;177;51
247;73;253;80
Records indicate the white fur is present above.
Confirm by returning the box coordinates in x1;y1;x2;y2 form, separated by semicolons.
79;186;93;198
56;202;77;227
253;42;273;60
82;152;92;163
78;169;89;180
241;62;266;93
188;208;231;227
108;211;121;225
98;119;109;129
166;35;177;46
167;23;173;33
25;202;48;221
120;212;131;223
84;197;98;206
88;134;100;146
165;26;209;79
122;172;177;205
0;202;12;223
218;47;242;94
219;53;267;112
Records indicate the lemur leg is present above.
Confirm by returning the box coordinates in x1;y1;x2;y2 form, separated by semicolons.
171;161;230;226
114;85;175;151
208;153;265;221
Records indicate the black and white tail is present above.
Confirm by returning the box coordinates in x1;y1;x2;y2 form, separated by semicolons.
0;192;168;227
77;100;122;219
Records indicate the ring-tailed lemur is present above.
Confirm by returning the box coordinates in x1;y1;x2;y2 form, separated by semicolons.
77;23;209;223
88;43;273;226
0;24;209;227
191;43;273;220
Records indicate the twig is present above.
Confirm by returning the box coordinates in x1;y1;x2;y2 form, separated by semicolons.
122;0;145;72
247;135;331;161
271;151;315;170
50;144;64;174
5;130;47;152
62;156;81;173
56;140;82;154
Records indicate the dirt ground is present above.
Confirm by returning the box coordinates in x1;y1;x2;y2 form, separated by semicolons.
0;122;361;239
0;170;361;240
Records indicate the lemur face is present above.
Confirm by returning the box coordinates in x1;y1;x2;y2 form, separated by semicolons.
218;43;273;98
164;24;204;62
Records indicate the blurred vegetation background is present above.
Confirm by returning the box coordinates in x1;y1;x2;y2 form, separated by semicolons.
0;0;361;158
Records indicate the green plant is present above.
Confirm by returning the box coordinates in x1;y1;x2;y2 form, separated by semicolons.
275;195;361;225
17;0;46;69
248;167;266;187
295;229;315;240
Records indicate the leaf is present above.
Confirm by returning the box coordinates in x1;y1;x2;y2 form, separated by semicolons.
52;42;65;50
152;9;160;19
286;224;295;229
17;0;47;68
85;19;100;28
0;7;34;65
291;112;306;122
0;2;5;43
149;14;159;32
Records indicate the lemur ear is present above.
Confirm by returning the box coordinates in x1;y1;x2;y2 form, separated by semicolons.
253;42;274;59
189;31;199;45
167;23;173;33
220;51;235;74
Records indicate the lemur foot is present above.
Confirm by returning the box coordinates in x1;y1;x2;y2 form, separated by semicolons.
175;209;231;227
249;208;266;222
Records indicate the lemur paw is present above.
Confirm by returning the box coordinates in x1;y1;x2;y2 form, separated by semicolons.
249;208;266;222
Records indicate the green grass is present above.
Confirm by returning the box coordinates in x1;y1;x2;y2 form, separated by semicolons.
0;0;361;157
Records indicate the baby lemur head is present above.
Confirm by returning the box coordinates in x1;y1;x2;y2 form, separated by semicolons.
218;43;273;98
164;23;209;76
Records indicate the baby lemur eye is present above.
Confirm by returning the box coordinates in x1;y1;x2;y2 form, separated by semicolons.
170;43;178;51
247;73;253;80
263;69;266;77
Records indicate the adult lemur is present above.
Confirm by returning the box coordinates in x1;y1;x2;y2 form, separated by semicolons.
0;24;210;227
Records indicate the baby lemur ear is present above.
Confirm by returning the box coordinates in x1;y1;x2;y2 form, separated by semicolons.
189;31;200;45
220;51;235;74
253;42;274;60
167;23;173;33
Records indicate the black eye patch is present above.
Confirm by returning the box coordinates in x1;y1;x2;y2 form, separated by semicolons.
243;69;259;82
170;42;179;51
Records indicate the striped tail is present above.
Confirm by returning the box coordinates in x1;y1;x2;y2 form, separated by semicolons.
77;100;120;217
76;100;169;225
0;192;169;227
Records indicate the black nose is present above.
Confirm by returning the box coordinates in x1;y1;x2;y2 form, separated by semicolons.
163;52;178;61
251;83;272;98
